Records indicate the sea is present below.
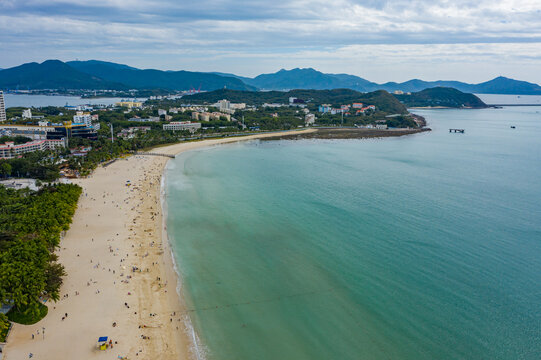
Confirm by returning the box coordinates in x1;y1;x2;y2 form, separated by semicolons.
2;94;145;108
165;102;541;360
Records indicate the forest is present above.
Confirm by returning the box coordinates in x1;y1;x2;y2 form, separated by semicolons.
0;183;82;329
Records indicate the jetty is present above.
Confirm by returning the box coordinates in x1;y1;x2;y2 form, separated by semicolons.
134;151;175;158
449;129;465;133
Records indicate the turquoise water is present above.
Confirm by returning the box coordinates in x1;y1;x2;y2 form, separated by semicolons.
166;106;541;360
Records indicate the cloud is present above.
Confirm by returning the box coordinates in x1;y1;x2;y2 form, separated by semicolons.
1;0;541;82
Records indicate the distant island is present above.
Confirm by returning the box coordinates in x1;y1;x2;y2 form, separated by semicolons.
394;87;488;108
1;60;541;95
177;87;487;110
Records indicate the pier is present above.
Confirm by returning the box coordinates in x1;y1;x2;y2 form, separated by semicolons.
449;129;465;133
134;152;175;158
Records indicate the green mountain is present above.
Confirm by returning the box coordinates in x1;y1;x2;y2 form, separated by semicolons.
2;59;540;95
244;68;377;91
67;60;256;91
394;87;488;108
228;68;541;95
379;77;541;95
182;88;408;114
0;60;126;90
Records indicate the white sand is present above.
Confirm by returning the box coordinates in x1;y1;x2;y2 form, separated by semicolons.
4;130;314;360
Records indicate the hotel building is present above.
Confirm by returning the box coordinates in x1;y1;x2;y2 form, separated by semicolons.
0;139;66;159
0;91;6;122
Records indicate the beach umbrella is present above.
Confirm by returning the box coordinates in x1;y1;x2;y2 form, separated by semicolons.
98;336;108;350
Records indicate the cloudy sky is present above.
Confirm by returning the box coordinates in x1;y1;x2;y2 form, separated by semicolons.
1;0;541;83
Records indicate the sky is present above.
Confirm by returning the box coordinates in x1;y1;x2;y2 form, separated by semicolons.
1;0;541;83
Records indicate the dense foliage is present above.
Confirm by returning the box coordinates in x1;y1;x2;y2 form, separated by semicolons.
180;88;409;114
0;312;9;341
0;135;33;145
394;87;488;108
0;183;81;322
0;151;61;182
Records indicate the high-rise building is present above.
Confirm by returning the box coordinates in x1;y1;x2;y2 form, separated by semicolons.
218;99;230;112
0;91;6;122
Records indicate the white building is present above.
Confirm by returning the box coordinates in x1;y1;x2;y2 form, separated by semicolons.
128;116;160;122
230;103;246;110
0;139;65;159
0;91;6;122
163;121;201;133
158;109;167;116
22;109;32;119
73;111;92;126
305;113;316;125
218;99;230;112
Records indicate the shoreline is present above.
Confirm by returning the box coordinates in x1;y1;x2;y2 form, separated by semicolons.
4;126;426;359
3;129;314;360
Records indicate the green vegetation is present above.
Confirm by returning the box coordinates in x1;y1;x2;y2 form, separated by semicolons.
0;313;10;341
0;151;61;181
394;87;488;108
0;59;255;91
0;183;81;324
7;302;48;325
180;88;408;114
0;135;33;145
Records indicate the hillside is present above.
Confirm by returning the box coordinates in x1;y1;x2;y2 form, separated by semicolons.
0;60;126;90
0;60;256;91
394;87;488;108
220;67;541;95
2;59;540;95
67;60;256;91
380;77;541;95
245;68;377;91
183;88;408;114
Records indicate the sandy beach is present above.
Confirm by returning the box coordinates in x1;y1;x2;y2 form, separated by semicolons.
4;130;314;360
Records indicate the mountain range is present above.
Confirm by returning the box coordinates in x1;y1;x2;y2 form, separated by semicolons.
1;60;541;95
233;68;541;95
0;60;255;91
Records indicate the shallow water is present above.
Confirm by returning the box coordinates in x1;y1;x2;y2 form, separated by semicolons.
166;106;541;360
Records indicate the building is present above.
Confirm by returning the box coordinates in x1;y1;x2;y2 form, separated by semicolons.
352;103;363;109
318;104;332;113
263;103;285;108
0;124;54;140
0;91;6;122
117;127;151;139
163;121;201;133
305;113;316;125
116;101;143;109
73;111;92;126
218;99;230;112
158;109;167;116
192;112;211;121
22;109;32;119
230;103;246;110
46;123;98;141
0;139;65;159
210;112;231;121
128;116;160;122
376;124;388;129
